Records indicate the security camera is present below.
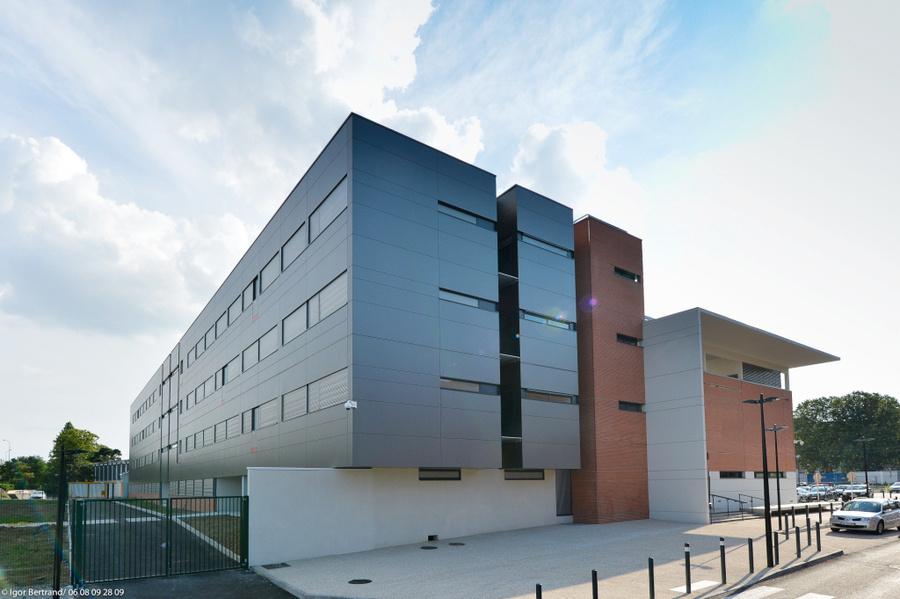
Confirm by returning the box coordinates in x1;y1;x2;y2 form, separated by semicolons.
344;400;358;410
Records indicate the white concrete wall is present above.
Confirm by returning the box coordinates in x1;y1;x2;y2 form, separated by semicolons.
709;472;798;510
643;309;709;524
247;467;562;565
215;476;243;496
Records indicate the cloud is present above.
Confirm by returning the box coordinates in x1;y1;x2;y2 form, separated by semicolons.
507;121;648;235
0;135;256;335
382;107;483;163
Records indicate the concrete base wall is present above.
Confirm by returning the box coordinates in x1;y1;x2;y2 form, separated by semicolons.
247;467;564;565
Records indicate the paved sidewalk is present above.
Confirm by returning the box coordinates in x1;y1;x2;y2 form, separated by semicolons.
254;516;900;599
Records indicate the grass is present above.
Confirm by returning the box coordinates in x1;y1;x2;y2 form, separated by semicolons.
0;525;70;589
182;515;243;555
0;501;59;525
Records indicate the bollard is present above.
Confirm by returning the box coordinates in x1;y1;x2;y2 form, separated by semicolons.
649;557;655;599
816;522;821;552
785;523;790;540
818;503;822;523
806;517;812;546
748;538;754;573
805;504;810;518
791;505;796;528
592;569;598;599
829;502;833;513
536;583;542;599
685;543;691;594
795;526;801;558
774;531;779;565
720;537;727;584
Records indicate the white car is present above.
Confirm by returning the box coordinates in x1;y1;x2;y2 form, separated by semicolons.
831;498;900;534
889;482;900;493
30;490;46;500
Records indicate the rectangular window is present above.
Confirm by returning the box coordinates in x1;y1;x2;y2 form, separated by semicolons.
226;415;241;439
437;202;495;230
259;326;278;361
243;340;259;371
215;312;227;338
418;468;461;481
520;310;575;330
203;427;214;447
228;296;242;326
520;233;573;258
205;326;215;351
439;289;497;311
616;333;641;347
308;368;349;412
719;471;745;479
185;391;194;409
214;422;226;444
195;339;204;359
754;471;786;479
193;432;202;450
523;389;576;404
282;223;307;271
440;378;499;395
618;401;643;412
504;469;545;481
319;272;348;321
282;386;308;421
195;384;204;403
253;398;279;429
223;355;241;384
614;266;641;283
184;435;193;452
215;368;224;390
282;303;307;344
242;278;257;311
309;177;348;241
260;253;280;295
186;351;192;369
203;376;214;399
242;410;253;434
307;293;320;328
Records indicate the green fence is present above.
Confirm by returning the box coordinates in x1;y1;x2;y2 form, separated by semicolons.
0;500;70;590
71;497;248;584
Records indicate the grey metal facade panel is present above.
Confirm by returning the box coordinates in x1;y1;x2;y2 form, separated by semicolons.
352;139;439;199
354;374;441;408
306;435;350;468
438;231;497;275
353;203;438;258
521;398;579;420
517;259;576;297
517;284;578;324
438;213;497;248
352;433;442;467
438;318;499;359
351;281;439;318
440;389;502;413
352;364;439;392
521;414;579;446
353;235;439;286
352;334;440;376
352;179;437;229
351;116;439;171
519;319;577;348
353;301;439;347
437;173;496;221
440;438;502;469
517;207;574;251
437;152;495;195
513;187;573;227
520;335;578;372
520;363;579;396
521;441;580;469
438;300;499;330
353;265;437;298
439;349;500;384
353;401;441;437
517;243;575;275
439;261;498;302
440;406;501;440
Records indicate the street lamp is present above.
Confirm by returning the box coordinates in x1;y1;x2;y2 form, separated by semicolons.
744;393;785;569
766;425;789;531
854;437;875;497
53;448;87;593
2;439;10;463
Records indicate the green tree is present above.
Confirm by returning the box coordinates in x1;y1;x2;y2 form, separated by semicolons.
794;391;900;473
45;422;121;496
0;456;48;490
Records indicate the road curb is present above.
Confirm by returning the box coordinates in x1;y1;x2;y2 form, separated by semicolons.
253;565;356;599
705;550;845;598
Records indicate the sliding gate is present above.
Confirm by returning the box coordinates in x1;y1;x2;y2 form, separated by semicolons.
70;496;248;583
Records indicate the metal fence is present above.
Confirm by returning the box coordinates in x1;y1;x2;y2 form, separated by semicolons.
0;499;71;590
70;496;248;584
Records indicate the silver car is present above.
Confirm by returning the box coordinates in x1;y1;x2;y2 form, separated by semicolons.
830;499;900;534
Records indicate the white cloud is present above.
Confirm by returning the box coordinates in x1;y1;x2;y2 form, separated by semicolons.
382;107;484;163
0;134;256;335
507;121;648;235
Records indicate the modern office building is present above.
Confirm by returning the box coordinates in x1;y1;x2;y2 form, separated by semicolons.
128;114;581;561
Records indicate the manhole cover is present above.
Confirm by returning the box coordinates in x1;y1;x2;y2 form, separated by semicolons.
449;542;465;546
262;563;291;570
349;579;372;584
421;545;438;550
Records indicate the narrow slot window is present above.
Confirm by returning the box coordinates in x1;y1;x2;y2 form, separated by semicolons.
616;333;641;347
523;389;576;404
439;289;497;311
618;401;642;412
614;266;641;283
719;471;745;479
437;202;495;230
504;470;545;481
519;233;573;258
419;468;461;481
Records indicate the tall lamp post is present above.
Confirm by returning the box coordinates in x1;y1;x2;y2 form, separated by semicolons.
1;439;10;463
766;425;789;531
53;448;86;593
854;437;875;497
744;394;785;569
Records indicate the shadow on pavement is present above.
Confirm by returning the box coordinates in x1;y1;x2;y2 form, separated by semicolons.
89;569;297;599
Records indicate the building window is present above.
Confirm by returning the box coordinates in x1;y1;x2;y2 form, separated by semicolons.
228;296;242;326
214;422;226;444
523;389;577;404
504;470;545;481
242;278;257;311
437;202;495;230
720;471;745;479
439;289;497;311
205;326;215;352
754;471;786;479
419;468;461;481
283;303;307;345
203;376;214;399
282;223;307;271
223;355;240;384
242;410;253;434
616;333;641;347
259;253;280;295
309;177;348;242
253;399;279;430
742;363;782;389
317;272;348;321
215;312;227;339
440;378;499;395
308;368;349;412
520;310;575;330
258;326;278;361
618;401;642;412
614;266;641;283
519;233;573;258
243;340;259;372
226;415;241;440
282;385;308;421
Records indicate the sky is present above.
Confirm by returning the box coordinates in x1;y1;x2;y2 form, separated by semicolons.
1;0;897;460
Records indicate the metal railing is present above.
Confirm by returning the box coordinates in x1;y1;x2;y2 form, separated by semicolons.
709;494;754;521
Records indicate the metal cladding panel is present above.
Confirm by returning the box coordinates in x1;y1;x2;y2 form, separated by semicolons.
306;434;350;468
437;173;496;221
353;373;441;408
353;177;437;227
439;261;498;302
440;389;502;413
519;319;577;348
352;280;438;318
353;203;438;257
437;151;495;195
440;349;500;385
520;363;578;396
353;235;439;286
521;441;581;470
352;401;441;437
520;335;578;372
352;139;438;198
518;258;576;297
517;243;575;276
352;335;440;376
441;405;501;440
518;284;578;323
513;186;574;227
517;206;574;251
521;398;579;420
352;115;439;170
521;414;580;446
352;433;442;467
354;301;439;347
438;231;497;275
441;438;502;469
439;300;499;330
438;318;499;359
438;213;497;248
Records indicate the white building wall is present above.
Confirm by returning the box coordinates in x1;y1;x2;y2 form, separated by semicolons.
247;467;564;565
643;310;709;524
709;472;798;511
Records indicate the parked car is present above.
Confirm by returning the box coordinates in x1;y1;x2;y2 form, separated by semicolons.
30;490;46;500
841;484;872;502
889;482;900;493
799;485;831;502
832;484;851;499
830;498;900;534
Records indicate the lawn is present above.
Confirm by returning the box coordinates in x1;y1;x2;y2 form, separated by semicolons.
181;515;243;556
0;525;70;589
0;501;59;525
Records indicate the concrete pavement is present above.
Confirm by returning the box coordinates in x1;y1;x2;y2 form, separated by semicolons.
253;515;900;599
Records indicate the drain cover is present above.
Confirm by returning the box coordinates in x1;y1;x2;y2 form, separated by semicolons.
349;579;372;584
421;545;438;550
449;542;465;546
262;563;291;570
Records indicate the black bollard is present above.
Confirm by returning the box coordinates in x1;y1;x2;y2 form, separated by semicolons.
806;517;811;546
774;530;779;565
805;504;810;519
791;505;796;528
748;538;754;573
649;557;655;599
685;543;691;594
818;503;822;523
536;583;542;599
816;522;821;552
720;537;727;584
592;569;598;599
785;523;790;540
795;526;801;558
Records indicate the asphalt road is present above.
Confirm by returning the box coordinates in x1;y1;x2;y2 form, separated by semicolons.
725;539;900;599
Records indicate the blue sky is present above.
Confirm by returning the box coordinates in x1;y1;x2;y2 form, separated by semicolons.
0;0;897;459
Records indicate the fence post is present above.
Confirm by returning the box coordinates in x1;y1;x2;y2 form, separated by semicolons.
536;583;542;599
795;526;801;558
166;497;173;577
241;496;250;568
816;522;821;552
748;538;754;573
684;543;691;594
649;557;655;599
720;537;726;584
72;499;84;588
592;569;598;599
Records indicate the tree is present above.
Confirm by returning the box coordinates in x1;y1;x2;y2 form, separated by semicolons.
45;422;122;496
0;455;48;490
794;391;900;473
